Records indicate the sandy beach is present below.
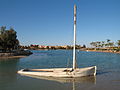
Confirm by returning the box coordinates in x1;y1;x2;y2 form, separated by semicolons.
85;50;120;54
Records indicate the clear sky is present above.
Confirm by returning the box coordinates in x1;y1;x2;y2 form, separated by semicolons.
0;0;120;46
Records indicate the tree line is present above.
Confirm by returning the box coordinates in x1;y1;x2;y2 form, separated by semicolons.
90;39;120;48
0;26;19;52
21;44;86;50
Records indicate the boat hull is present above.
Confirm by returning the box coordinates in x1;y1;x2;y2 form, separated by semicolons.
18;66;96;78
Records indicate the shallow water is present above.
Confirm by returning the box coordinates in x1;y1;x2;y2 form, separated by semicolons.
0;50;120;90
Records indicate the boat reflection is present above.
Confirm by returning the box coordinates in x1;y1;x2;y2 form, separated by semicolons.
20;74;96;84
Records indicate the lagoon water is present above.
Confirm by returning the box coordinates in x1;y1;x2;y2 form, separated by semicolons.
0;50;120;90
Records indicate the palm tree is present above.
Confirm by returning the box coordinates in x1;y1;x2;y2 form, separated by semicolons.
109;42;114;47
107;39;111;43
90;42;97;50
96;41;101;48
106;39;114;47
101;41;105;48
117;40;120;47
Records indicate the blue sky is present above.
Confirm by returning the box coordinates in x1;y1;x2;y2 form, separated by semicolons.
0;0;120;46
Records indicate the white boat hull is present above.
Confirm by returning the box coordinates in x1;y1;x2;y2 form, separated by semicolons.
18;66;96;78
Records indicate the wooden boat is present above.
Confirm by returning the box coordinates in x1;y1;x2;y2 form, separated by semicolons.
18;72;96;83
18;5;97;78
18;66;96;78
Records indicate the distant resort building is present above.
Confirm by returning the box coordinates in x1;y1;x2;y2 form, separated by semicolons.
38;45;48;49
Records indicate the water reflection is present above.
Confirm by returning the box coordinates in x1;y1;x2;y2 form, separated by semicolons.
19;75;96;90
1;50;120;90
23;75;96;83
0;58;20;86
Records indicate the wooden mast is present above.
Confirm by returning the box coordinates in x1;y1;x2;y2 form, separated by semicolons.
73;4;77;70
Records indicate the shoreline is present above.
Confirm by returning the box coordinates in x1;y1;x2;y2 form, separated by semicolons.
0;50;33;59
1;49;119;59
84;50;120;54
30;49;120;54
0;55;27;59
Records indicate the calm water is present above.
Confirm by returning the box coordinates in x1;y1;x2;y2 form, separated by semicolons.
0;50;120;90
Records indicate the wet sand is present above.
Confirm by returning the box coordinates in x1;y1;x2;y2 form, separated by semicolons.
0;55;26;59
85;50;120;54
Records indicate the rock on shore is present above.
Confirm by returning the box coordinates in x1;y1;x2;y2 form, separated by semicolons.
0;50;33;57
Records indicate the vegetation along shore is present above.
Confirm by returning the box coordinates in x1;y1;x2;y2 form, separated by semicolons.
20;39;120;54
0;26;32;58
0;26;120;56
